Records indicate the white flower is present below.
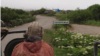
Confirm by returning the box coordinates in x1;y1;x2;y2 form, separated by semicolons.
77;46;82;48
98;45;100;47
71;46;73;49
71;35;75;39
80;41;82;43
89;43;92;44
58;46;60;48
80;36;83;39
77;33;82;36
56;40;59;41
55;38;58;40
67;46;73;49
62;39;65;40
90;35;94;37
61;46;65;48
83;51;88;55
60;28;65;31
66;30;69;32
67;53;72;56
86;46;93;50
84;41;86;43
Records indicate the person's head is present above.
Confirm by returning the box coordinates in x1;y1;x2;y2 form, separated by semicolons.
24;22;44;39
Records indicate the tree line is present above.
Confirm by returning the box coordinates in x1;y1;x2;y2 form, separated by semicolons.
1;7;36;27
67;4;100;24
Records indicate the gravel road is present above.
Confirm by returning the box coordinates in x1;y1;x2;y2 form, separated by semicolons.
8;15;57;31
70;24;100;36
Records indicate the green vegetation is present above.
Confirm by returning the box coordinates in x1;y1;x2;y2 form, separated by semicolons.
53;14;71;29
1;7;36;27
82;20;100;26
56;14;68;21
43;29;100;56
45;11;56;16
43;29;61;56
67;9;93;23
67;4;100;25
43;4;100;56
55;4;100;26
30;8;46;16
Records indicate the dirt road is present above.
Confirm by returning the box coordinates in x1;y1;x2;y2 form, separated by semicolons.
1;15;57;56
70;24;100;36
9;15;57;31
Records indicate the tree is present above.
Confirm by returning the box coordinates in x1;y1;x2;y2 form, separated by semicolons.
87;4;100;20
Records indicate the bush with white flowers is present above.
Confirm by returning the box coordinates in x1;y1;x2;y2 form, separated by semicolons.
52;28;100;56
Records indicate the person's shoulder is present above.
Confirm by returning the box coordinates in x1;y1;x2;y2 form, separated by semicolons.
14;42;24;49
42;40;54;54
42;40;52;48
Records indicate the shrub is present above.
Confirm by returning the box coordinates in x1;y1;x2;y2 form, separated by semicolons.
87;4;100;21
56;14;68;21
66;4;100;24
9;17;36;27
1;7;36;27
51;28;100;56
67;9;93;23
30;8;46;16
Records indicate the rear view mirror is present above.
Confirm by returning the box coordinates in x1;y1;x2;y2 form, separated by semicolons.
0;20;6;27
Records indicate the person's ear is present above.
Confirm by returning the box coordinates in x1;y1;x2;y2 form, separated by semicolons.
24;33;28;39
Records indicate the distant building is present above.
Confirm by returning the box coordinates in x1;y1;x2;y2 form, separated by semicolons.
63;11;68;14
44;10;52;14
53;9;60;12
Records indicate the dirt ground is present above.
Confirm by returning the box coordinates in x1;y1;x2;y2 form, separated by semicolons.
70;24;100;36
35;15;100;36
9;15;57;31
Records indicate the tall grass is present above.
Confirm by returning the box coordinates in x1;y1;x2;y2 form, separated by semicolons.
82;20;100;26
43;29;66;56
56;14;69;21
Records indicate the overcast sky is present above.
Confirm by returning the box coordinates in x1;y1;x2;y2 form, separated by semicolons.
1;0;100;10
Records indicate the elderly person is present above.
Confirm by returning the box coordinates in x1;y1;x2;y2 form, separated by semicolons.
11;22;54;56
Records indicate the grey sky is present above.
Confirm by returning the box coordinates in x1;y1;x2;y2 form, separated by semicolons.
1;0;100;10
